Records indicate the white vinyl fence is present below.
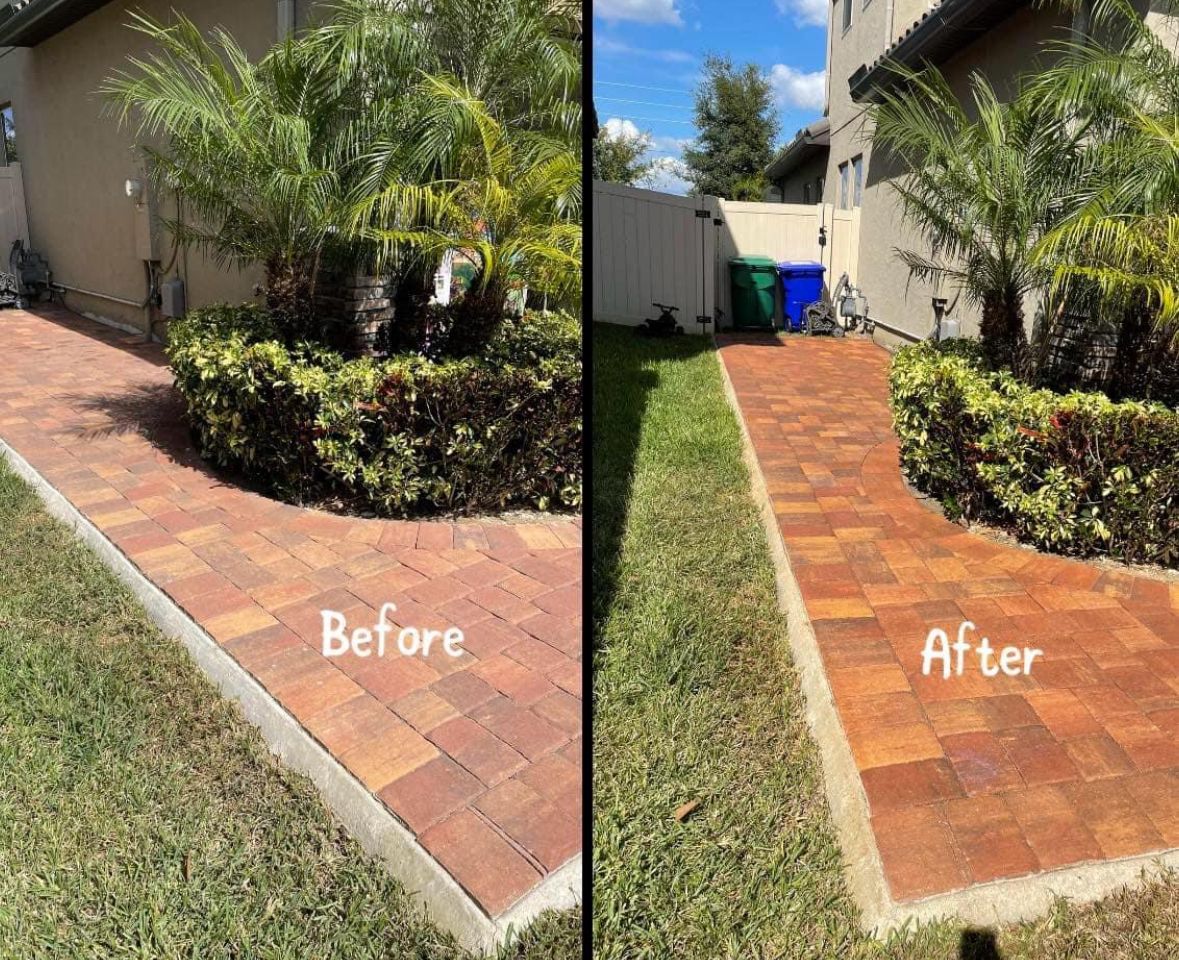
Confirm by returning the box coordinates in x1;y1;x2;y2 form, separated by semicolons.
591;181;718;332
592;179;861;332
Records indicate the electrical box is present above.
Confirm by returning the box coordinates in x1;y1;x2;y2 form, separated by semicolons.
160;277;186;318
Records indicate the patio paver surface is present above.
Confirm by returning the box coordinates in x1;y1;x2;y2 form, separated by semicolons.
717;332;1179;907
0;307;581;921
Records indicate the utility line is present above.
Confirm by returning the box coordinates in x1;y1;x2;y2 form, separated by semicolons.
596;96;692;110
612;115;695;124
594;80;694;95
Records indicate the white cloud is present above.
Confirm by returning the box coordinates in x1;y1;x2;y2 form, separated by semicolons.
603;117;645;141
651;133;693;153
775;0;827;28
769;63;826;111
595;0;682;25
594;36;695;63
645;156;693;195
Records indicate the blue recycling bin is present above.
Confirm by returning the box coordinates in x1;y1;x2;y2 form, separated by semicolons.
778;261;826;332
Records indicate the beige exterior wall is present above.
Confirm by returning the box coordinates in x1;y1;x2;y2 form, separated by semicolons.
852;5;1073;347
771;151;826;204
818;0;1177;350
0;0;326;334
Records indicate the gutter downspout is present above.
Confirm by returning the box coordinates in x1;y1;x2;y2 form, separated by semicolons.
277;0;295;38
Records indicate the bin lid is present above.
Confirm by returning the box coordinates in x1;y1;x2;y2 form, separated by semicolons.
729;256;778;270
777;260;825;273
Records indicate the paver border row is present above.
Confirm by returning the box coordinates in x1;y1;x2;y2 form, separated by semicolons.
0;434;581;954
714;345;1179;936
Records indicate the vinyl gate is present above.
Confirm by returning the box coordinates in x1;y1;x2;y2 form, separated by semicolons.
591;180;718;332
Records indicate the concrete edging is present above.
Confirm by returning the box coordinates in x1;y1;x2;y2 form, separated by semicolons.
713;343;1179;937
0;436;580;954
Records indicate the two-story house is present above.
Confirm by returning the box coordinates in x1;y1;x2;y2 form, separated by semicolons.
0;1;325;337
766;0;1171;345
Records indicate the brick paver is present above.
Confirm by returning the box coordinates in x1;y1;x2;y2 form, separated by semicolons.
718;332;1179;905
0;307;581;919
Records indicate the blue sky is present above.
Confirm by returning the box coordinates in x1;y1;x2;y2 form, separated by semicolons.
593;0;828;194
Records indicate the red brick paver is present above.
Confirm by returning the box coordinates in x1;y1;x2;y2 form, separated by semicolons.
718;333;1179;905
0;308;581;919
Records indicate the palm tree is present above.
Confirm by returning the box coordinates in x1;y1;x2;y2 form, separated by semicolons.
1027;0;1179;353
357;75;581;349
300;0;581;328
103;1;580;351
305;0;582;146
103;14;365;342
869;65;1085;371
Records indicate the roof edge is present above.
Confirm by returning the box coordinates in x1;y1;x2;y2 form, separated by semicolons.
0;0;115;47
850;0;1029;102
765;117;830;180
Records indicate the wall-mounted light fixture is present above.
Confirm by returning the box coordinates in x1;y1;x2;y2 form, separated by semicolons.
124;178;144;203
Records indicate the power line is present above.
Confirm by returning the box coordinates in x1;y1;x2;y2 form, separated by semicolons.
610;115;695;125
595;96;692;110
594;80;694;95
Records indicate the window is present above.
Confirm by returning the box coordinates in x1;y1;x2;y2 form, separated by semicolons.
803;182;811;204
817;175;825;202
841;0;852;32
838;161;849;209
1;105;16;166
852;154;863;207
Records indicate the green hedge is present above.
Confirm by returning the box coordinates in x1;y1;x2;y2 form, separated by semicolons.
167;305;581;515
889;339;1178;567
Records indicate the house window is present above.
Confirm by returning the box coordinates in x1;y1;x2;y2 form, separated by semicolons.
841;0;852;32
838;161;849;209
803;182;811;204
852;154;863;207
1;105;16;166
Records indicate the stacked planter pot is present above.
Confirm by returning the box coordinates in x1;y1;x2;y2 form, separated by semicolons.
316;272;394;356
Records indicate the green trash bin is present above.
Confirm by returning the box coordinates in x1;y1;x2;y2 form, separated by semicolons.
728;256;778;330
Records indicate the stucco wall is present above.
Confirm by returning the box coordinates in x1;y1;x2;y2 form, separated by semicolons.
0;0;326;334
860;6;1075;347
772;151;827;204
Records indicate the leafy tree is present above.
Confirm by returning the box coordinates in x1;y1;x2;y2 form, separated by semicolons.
869;66;1085;372
682;55;777;199
730;174;769;201
592;123;654;185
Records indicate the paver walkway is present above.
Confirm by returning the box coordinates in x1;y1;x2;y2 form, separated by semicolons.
718;332;1179;914
0;307;581;926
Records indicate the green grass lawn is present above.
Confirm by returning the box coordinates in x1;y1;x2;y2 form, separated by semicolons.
0;459;579;959
591;321;1179;960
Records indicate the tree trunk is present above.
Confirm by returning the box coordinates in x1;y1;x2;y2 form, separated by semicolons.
979;291;1027;374
1107;301;1150;400
454;276;509;355
265;257;317;344
393;261;434;323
